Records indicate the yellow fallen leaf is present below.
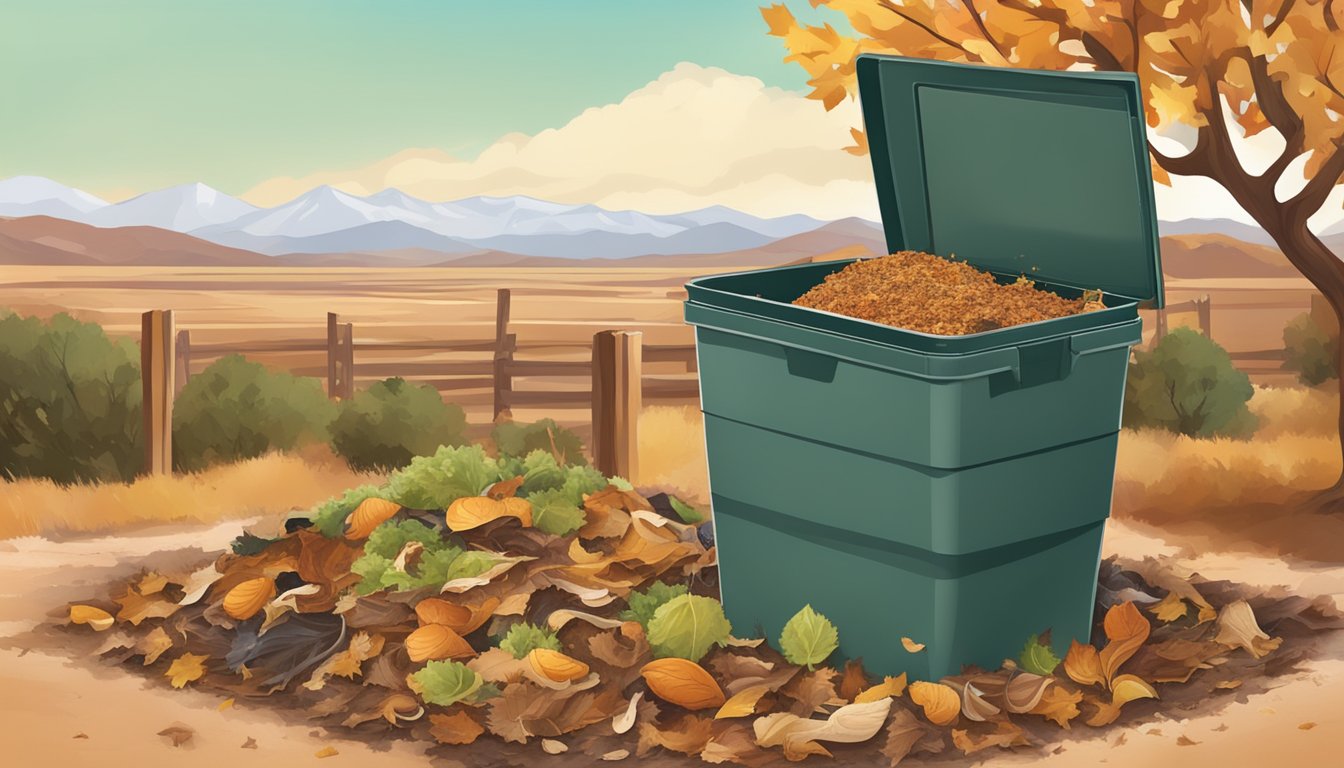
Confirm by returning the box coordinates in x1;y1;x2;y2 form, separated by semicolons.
901;637;925;653
716;684;770;719
445;496;532;531
1085;674;1158;727
1031;685;1083;729
138;572;169;595
855;673;907;703
69;605;114;631
315;745;339;758
1063;640;1104;687
218;697;235;711
1299;722;1317;730
753;697;892;759
165;652;208;688
1214;600;1282;659
908;681;960;726
1214;680;1242;690
137;626;174;665
1148;592;1188;623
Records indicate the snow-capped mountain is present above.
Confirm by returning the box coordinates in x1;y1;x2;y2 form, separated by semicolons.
84;182;260;231
0;176;830;259
0;175;108;220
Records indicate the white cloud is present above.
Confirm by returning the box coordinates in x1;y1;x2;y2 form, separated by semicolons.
243;62;1325;228
243;63;882;220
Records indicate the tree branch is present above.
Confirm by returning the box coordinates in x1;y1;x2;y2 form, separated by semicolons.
876;0;968;54
1267;0;1297;36
961;0;1008;60
1248;53;1303;139
1287;142;1344;217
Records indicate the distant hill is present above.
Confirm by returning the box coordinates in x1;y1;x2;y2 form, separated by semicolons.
1159;233;1300;279
0;215;273;266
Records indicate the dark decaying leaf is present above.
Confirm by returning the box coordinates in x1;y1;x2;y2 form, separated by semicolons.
157;724;194;747
636;714;714;757
231;532;281;556
226;613;346;688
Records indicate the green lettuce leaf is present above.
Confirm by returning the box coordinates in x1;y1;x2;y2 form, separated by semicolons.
411;660;485;706
498;622;561;659
1019;634;1061;675
779;605;838;669
648;594;732;662
619;581;688;629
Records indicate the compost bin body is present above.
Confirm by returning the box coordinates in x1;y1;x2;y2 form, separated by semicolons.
684;55;1163;679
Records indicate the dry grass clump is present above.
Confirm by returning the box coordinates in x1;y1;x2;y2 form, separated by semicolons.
635;405;708;500
0;445;380;540
1248;384;1338;438
793;251;1094;335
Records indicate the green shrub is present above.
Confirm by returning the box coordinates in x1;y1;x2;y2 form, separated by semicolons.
0;311;143;483
1123;328;1257;438
173;354;335;472
491;418;587;464
1283;312;1338;386
330;377;467;472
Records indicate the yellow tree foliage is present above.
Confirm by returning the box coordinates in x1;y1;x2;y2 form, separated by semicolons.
766;1;1344;501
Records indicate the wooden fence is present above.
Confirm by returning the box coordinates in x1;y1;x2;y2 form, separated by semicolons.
140;289;699;478
1151;294;1310;373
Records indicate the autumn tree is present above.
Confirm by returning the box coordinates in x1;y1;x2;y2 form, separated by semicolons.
764;0;1344;507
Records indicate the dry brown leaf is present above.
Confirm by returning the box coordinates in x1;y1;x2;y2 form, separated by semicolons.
157;725;194;747
116;586;182;626
715;684;770;719
855;673;907;704
1099;602;1150;684
343;693;424;727
1214;600;1283;659
486;475;525;499
702;723;768;765
468;647;531;684
589;628;650;669
601;750;630;761
641;658;726;710
838;658;869;701
784;667;839;716
1299;722;1317;730
138;571;169;595
710;653;798;695
304;631;385;690
637;715;714;756
165;652;208;688
1214;680;1243;690
909;681;961;726
241;737;257;749
1064;641;1105;687
1176;735;1199;746
1030;685;1083;729
441;555;534;593
137;626;174;665
546;609;624;631
959;680;1002;722
428;711;485;745
69;604;114;631
950;720;1030;755
1004;673;1054;714
487;683;624;743
901;637;926;653
1148;592;1188;623
881;707;946;766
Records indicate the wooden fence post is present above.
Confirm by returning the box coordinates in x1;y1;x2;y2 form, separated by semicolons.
173;328;191;398
1153;307;1167;345
1196;295;1211;339
327;312;342;399
141;310;175;476
341;322;355;399
493;288;513;422
592;330;642;480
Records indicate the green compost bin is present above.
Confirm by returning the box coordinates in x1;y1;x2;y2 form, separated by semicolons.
684;55;1165;679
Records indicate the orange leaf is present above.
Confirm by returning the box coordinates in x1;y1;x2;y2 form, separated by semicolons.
1099;602;1150;684
1063;640;1105;687
1030;685;1083;729
428;711;485;745
908;681;960;726
761;4;796;38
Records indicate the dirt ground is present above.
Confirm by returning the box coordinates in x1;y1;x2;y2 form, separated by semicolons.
1;517;1341;767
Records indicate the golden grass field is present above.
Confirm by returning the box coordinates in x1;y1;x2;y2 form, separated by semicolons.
1;264;1337;554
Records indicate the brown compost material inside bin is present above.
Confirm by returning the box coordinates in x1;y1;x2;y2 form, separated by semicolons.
792;251;1103;336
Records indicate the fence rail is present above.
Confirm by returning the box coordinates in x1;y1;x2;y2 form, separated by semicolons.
1150;293;1304;375
141;289;699;479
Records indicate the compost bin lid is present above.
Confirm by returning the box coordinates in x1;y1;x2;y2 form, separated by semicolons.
857;55;1164;308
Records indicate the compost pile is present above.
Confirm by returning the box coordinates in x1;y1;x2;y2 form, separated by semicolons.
793;251;1102;335
59;445;1344;764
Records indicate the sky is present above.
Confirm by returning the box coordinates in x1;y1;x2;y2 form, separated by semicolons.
0;0;824;198
1;1;1321;225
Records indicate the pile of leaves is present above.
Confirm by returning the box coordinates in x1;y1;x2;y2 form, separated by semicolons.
58;444;1344;764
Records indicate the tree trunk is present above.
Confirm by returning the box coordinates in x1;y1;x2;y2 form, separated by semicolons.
1254;219;1344;511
